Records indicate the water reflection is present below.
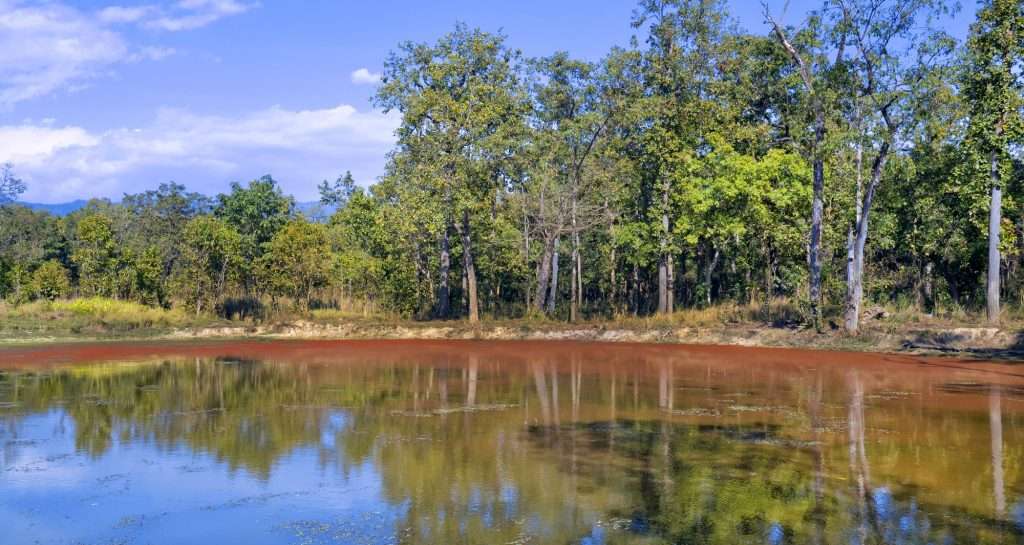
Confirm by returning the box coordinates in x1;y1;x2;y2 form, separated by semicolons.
0;340;1022;544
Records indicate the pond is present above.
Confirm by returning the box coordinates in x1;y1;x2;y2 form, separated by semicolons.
0;339;1022;544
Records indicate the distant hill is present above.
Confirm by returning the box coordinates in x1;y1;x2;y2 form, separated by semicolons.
19;200;89;216
16;200;336;220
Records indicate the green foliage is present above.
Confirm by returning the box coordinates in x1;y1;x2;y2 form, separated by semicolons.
31;260;71;301
259;219;332;310
1;2;1022;327
215;175;294;261
72;214;117;298
319;171;356;207
174;216;243;314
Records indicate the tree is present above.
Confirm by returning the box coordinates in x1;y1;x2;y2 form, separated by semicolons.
72;214;118;297
376;24;526;322
128;246;166;306
122;182;210;283
31;260;70;301
838;0;955;334
631;0;735;314
764;2;850;330
526;53;611;320
215;175;294;263
174;216;242;315
962;0;1024;324
259;219;332;310
0;163;26;205
319;171;357;207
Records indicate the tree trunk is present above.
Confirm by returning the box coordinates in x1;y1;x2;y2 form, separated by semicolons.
436;224;451;318
809;153;825;330
547;237;560;315
571;183;580;322
535;236;554;312
705;247;720;307
666;254;674;313
524;208;531;309
632;263;640;316
457;209;479;324
658;256;668;313
571;235;579;322
922;261;934;314
845;143;889;335
658;183;671;314
988;150;1001;324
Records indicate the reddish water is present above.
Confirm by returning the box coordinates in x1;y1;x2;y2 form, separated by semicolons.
1;339;1022;544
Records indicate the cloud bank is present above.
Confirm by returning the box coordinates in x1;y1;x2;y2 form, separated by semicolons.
0;0;253;108
2;104;399;203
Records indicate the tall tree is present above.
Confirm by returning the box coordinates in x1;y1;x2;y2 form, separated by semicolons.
376;24;525;322
633;0;734;314
764;1;849;330
527;53;610;319
72;214;118;297
962;0;1024;324
839;0;955;333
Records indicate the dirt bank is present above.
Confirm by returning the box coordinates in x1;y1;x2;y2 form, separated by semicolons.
2;318;1021;359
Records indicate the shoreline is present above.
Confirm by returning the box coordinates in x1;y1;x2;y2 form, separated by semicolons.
2;318;1022;360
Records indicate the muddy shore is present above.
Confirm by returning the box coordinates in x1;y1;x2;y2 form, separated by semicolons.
2;318;1022;359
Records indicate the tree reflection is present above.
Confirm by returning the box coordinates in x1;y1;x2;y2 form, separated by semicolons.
0;350;1020;544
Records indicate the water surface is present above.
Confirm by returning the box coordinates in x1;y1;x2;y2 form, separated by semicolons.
1;340;1022;544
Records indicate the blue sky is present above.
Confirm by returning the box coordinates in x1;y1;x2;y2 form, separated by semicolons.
0;0;971;203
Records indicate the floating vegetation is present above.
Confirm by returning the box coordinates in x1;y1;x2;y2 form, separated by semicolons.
664;407;722;417
391;403;519;417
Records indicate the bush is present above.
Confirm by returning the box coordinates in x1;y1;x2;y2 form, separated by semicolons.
32;260;71;301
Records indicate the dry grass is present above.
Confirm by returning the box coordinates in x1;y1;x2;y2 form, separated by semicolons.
0;297;203;338
599;300;806;330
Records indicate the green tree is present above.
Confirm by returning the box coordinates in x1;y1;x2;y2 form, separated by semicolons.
31;260;71;301
122;182;210;290
838;0;955;333
377;24;526;322
962;0;1024;323
319;171;357;207
174;216;242;315
526;53;611;319
214;176;294;290
764;2;851;329
72;214;118;297
128;246;165;306
259;219;332;310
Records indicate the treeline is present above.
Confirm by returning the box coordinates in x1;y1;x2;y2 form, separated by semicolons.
1;0;1023;333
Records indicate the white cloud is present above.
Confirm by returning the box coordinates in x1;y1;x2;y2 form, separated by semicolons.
146;0;254;31
97;5;154;24
128;46;176;62
351;67;382;85
0;1;252;108
0;2;129;107
1;104;399;203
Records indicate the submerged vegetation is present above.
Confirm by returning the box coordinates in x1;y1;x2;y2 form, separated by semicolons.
2;1;1024;337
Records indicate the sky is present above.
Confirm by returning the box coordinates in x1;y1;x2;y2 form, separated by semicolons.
0;0;973;204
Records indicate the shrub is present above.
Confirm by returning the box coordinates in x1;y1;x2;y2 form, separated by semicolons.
31;260;71;301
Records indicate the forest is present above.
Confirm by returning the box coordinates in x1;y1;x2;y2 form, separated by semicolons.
1;0;1022;335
